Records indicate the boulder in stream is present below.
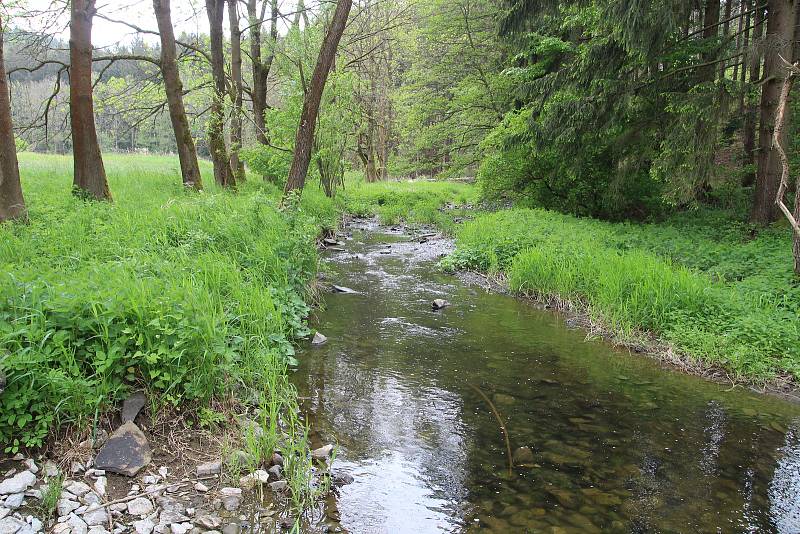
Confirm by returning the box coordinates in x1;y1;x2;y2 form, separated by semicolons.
312;332;328;345
332;285;358;294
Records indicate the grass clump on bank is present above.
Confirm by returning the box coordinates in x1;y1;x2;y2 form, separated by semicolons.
443;208;800;384
338;176;476;228
0;154;336;452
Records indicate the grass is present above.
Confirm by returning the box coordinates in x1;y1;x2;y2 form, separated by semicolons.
336;174;477;229
442;208;800;384
0;153;337;458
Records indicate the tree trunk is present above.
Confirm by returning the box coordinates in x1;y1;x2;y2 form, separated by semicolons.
0;14;26;222
228;0;246;183
205;0;234;188
751;0;796;224
284;0;353;195
720;0;733;79
70;0;111;200
742;2;764;186
701;0;721;82
248;0;277;146
153;0;203;190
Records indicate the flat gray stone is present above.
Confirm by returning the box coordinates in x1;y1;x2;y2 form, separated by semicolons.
311;332;327;345
67;515;88;534
0;472;36;495
132;519;154;534
57;499;80;517
0;517;25;534
195;461;221;477
432;299;450;310
121;392;147;423
332;285;358;294
64;482;92;497
93;422;151;476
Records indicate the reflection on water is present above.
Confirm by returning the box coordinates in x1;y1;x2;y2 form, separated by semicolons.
296;219;800;533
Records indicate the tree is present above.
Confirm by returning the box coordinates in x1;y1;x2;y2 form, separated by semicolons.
70;0;111;200
153;0;203;190
284;0;353;195
0;13;26;222
247;0;278;161
228;0;246;183
751;0;797;225
205;0;234;187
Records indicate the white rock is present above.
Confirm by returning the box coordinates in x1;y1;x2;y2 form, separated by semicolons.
26;518;42;533
193;483;208;493
194;516;222;530
311;444;334;460
157;467;168;479
67;514;89;534
126;497;154;517
3;494;23;509
219;488;241;497
11;455;23;462
142;476;160;486
52;523;70;534
0;472;36;495
109;503;127;513
82;504;110;526
87;527;109;534
83;492;101;506
58;499;80;517
0;509;8;520
158;510;188;525
93;477;107;498
65;481;92;497
44;462;59;478
132;519;155;534
70;462;85;475
0;517;26;534
21;462;37;476
169;523;191;534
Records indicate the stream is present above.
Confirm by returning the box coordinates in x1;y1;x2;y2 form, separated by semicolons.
295;218;800;533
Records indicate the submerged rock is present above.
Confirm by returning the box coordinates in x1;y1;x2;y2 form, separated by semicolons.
431;299;450;310
93;422;152;476
332;285;358;294
512;446;535;465
312;332;328;346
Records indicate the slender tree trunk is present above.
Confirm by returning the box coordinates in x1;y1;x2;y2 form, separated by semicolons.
751;0;796;224
701;0;722;82
0;14;26;222
247;0;279;181
743;2;764;186
228;0;246;183
70;0;111;200
153;0;203;190
205;0;234;188
284;0;353;195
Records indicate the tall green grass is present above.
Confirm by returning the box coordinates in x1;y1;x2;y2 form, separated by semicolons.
338;175;476;228
0;154;336;451
444;209;800;382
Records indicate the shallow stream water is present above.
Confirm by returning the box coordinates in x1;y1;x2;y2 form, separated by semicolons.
296;219;800;533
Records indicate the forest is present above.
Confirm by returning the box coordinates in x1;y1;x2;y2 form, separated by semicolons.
1;0;800;533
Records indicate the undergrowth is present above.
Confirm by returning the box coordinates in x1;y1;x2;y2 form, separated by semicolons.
0;153;337;452
442;208;800;383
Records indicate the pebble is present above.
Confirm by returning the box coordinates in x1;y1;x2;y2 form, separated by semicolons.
22;461;37;476
169;523;191;534
268;481;287;493
0;509;8;521
0;517;26;534
194;516;222;530
270;453;284;467
132;519;155;534
65;481;92;498
3;495;23;510
0;472;37;495
83;504;110;526
196;462;221;477
94;478;107;497
127;497;155;517
311;445;334;461
158;467;168;479
193;483;208;493
58;499;80;517
67;514;89;534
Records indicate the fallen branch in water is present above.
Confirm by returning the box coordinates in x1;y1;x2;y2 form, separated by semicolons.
469;383;514;477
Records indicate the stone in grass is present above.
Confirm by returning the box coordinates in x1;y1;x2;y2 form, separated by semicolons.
268;481;287;493
0;472;36;495
311;332;328;346
93;422;152;477
432;299;450;310
121;392;147;423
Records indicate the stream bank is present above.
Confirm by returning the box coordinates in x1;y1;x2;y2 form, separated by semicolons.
298;216;800;533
